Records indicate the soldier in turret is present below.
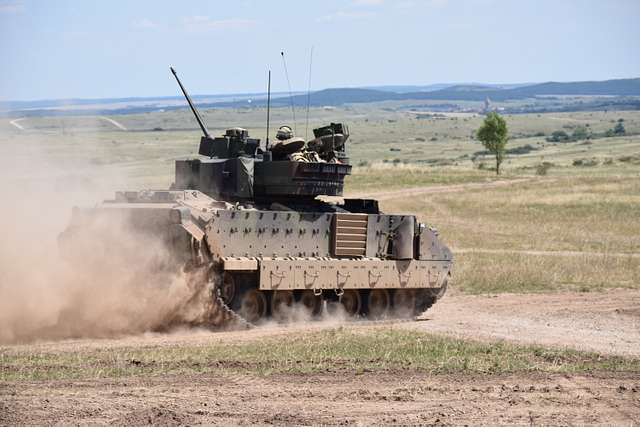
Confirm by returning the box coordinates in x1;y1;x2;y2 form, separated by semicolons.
269;125;308;161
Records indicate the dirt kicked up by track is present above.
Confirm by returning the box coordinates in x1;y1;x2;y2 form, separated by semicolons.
2;289;639;425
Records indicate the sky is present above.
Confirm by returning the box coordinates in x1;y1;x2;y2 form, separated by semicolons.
1;0;639;101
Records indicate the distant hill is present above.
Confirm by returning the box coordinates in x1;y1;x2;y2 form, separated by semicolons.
3;78;639;116
365;82;533;93
363;84;456;93
270;88;395;108
401;78;640;102
264;78;640;108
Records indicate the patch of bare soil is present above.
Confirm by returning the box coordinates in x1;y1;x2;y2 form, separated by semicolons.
412;288;640;357
2;372;639;426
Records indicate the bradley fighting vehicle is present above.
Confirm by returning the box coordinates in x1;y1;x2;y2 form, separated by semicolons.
60;68;452;327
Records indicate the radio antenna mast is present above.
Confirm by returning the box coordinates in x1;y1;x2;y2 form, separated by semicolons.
265;69;271;151
280;51;297;133
305;46;314;140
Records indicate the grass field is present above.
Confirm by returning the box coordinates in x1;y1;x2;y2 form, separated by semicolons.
2;327;639;382
3;107;640;179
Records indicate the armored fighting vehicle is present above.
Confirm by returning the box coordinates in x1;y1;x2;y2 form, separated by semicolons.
60;68;452;327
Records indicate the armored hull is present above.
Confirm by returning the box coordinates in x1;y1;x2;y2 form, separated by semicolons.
61;187;451;326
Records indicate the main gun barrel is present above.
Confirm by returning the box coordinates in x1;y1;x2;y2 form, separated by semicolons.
170;66;210;138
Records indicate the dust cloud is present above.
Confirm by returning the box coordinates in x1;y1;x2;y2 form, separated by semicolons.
0;129;212;345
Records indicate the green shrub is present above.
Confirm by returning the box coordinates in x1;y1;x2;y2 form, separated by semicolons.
547;130;570;142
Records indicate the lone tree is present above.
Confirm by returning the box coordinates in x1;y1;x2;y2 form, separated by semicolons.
613;121;626;136
476;112;509;175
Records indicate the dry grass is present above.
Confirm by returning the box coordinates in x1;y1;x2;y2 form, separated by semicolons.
381;173;640;293
452;252;639;294
4;108;640;171
386;174;640;253
346;164;513;192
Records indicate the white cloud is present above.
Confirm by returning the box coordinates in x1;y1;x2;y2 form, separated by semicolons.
182;16;256;31
131;18;157;30
0;0;24;14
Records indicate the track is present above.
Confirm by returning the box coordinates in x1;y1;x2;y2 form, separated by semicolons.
206;272;254;330
195;265;446;331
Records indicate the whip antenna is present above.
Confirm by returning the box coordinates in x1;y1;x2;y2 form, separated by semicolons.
280;51;297;133
170;66;210;138
265;69;271;151
305;46;314;141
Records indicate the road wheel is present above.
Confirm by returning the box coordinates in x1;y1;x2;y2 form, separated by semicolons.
271;290;294;322
219;272;236;304
367;289;390;319
393;289;416;318
340;289;362;317
239;289;267;324
299;290;322;318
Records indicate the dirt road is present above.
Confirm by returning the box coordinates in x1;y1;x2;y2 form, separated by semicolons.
2;289;639;425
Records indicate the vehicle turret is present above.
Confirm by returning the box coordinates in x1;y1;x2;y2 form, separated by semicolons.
169;67;352;202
